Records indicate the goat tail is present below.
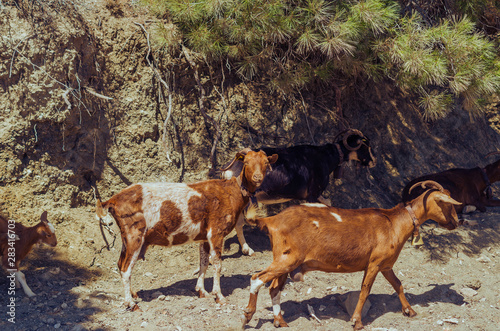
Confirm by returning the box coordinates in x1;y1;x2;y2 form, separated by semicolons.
244;204;268;231
95;199;114;227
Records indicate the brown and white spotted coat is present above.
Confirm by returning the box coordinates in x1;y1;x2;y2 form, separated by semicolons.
96;149;277;307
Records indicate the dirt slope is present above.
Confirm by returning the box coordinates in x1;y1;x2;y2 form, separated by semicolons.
0;1;499;331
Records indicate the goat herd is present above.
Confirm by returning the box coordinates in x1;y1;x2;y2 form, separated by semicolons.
2;129;499;330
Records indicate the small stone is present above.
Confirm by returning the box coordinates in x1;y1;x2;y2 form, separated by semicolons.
61;303;68;309
144;272;154;277
319;305;326;311
54;323;61;329
307;288;312;294
476;255;491;263
443;318;459;324
465;280;481;290
460;288;478;298
436;320;444;325
47;318;55;324
157;295;166;301
140;321;148;328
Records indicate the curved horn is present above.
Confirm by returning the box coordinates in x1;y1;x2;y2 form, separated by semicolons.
408;180;444;194
485;151;500;158
220;148;253;171
343;129;365;151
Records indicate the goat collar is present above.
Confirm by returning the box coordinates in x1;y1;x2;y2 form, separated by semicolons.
480;167;492;199
405;204;423;246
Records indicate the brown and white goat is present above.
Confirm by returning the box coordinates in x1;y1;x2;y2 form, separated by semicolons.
402;152;500;213
96;149;277;307
241;181;461;330
0;211;57;297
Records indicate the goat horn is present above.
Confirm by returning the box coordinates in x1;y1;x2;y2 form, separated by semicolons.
220;148;253;171
408;180;444;194
343;129;365;151
485;151;500;158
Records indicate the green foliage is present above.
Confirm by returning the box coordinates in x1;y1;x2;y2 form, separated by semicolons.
142;0;500;119
378;14;500;118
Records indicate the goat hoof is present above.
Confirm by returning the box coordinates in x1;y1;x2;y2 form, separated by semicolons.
240;312;251;327
126;303;142;312
351;318;364;330
273;314;288;327
215;295;227;305
198;289;210;298
403;307;417;317
243;248;255;256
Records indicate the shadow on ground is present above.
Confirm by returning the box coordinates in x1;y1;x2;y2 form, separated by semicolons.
0;246;104;331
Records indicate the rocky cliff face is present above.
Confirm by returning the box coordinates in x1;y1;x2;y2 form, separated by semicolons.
1;1;499;220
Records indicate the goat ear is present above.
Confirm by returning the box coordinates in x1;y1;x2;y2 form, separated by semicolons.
434;192;462;205
268;154;278;165
40;211;48;223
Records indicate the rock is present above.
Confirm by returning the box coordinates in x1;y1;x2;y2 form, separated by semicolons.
443;318;459;324
465;280;481;290
343;291;371;318
437;320;444;325
70;325;86;331
144;272;154;277
157;295;166;301
476;255;491;263
460;288;478;298
319;305;326;311
140;321;148;328
54;323;61;329
61;303;68;309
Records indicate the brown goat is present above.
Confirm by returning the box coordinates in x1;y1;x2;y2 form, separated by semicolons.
402;152;500;213
0;211;57;297
96;149;277;307
241;181;461;330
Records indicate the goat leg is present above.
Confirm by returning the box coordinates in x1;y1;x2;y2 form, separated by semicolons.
15;271;36;297
207;235;226;304
235;213;254;256
195;242;211;298
351;268;378;330
118;235;144;307
242;275;265;327
270;274;289;327
381;269;416;317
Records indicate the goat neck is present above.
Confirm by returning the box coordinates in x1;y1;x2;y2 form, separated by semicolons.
236;170;257;199
404;204;422;245
325;143;346;178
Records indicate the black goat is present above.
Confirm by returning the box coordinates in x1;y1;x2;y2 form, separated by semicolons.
402;152;500;213
222;129;376;255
